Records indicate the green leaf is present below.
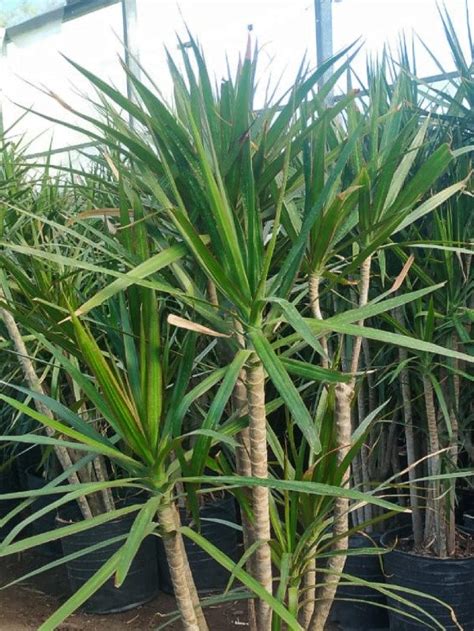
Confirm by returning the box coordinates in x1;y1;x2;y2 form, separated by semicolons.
328;284;446;325
268;297;325;357
75;243;188;317
182;475;404;512
281;358;349;384
0;395;139;468
308;319;474;363
392;180;466;235
181;526;303;631
191;349;251;473
38;550;121;630
114;496;160;587
0;504;141;557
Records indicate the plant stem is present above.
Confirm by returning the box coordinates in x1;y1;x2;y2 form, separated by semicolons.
207;279;219;307
349;256;372;527
422;374;447;557
309;382;353;631
0;305;93;520
92;456;115;513
302;271;328;624
299;556;316;628
350;256;372;376
447;334;460;556
158;501;208;631
247;357;273;630
394;308;423;547
309;272;329;369
233;365;257;631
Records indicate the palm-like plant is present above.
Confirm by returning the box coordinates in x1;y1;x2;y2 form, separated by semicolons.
1;16;473;630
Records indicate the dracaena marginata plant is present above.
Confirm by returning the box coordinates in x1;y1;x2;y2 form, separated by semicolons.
0;135;118;520
286;42;471;626
1;26;474;631
16;33;369;630
0;208;251;630
377;4;473;559
0;165;409;631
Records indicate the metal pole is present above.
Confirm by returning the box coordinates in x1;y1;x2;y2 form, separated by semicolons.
121;0;141;103
314;0;334;84
0;28;6;136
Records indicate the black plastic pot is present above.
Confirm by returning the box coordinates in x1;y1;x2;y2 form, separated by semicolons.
58;508;159;614
25;469;63;557
158;496;238;593
463;512;474;534
457;486;474;523
381;526;474;630
0;468;22;540
15;446;44;489
329;533;389;631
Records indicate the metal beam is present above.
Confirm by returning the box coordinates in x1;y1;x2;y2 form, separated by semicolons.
314;0;333;77
121;0;141;101
0;28;6;136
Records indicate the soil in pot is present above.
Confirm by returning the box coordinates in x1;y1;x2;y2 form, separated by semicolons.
57;503;159;614
157;495;239;594
381;525;474;630
330;533;389;631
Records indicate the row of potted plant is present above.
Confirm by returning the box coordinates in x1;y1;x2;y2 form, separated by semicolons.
0;4;472;630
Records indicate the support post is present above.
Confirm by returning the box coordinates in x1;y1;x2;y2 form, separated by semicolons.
121;0;141;104
314;0;334;86
0;28;6;136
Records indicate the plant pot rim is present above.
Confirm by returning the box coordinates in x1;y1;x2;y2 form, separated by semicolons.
380;525;474;562
55;511;131;527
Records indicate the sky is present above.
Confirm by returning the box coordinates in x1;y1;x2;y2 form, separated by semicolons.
1;0;472;153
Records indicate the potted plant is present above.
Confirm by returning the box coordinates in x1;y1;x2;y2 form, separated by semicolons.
378;7;474;628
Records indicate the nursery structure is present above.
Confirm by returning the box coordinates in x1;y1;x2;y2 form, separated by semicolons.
0;1;473;630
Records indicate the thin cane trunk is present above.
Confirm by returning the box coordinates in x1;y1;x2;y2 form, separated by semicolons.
207;279;219;307
349;256;372;527
299;556;316;628
300;273;329;624
447;337;460;556
447;408;458;556
357;379;373;525
362;338;376;415
394;311;423;547
309;382;353;631
350;256;372;376
92;456;115;512
0;306;93;520
422;375;447;557
351;450;365;527
159;502;208;631
247;358;273;631
233;365;257;631
179;525;210;631
309;272;329;369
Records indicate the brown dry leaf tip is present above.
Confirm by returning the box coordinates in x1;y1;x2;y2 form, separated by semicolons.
245;32;252;61
389;254;421;293
167;314;230;338
66;208;122;225
337;184;362;200
48;90;73;112
104;153;120;180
